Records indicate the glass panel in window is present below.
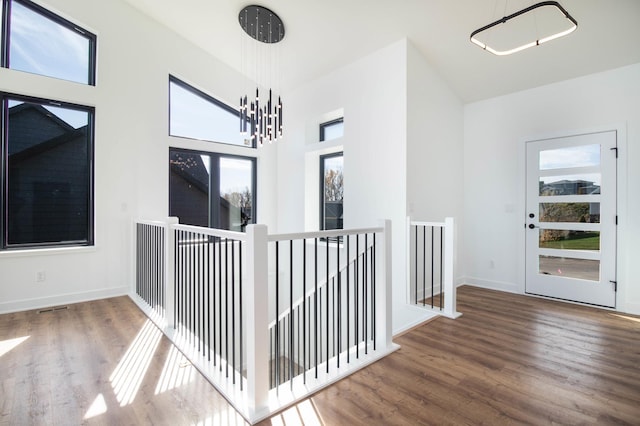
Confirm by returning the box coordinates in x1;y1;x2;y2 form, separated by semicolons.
539;255;599;281
169;78;249;147
220;157;254;232
539;144;600;170
8;0;95;84
5;98;92;246
539;203;600;223
322;154;343;230
169;151;210;227
539;230;600;251
320;119;344;142
539;174;601;196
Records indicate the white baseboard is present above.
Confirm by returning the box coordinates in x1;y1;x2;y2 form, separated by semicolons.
621;301;640;316
459;276;521;294
0;286;130;315
392;305;440;336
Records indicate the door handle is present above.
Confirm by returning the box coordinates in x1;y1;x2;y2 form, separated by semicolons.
528;224;538;229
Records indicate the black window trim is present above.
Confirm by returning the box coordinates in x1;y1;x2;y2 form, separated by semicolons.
169;75;254;149
1;91;96;250
169;147;258;231
319;151;343;231
319;117;344;142
1;0;97;86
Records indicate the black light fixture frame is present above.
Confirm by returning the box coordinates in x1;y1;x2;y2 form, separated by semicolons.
470;1;578;56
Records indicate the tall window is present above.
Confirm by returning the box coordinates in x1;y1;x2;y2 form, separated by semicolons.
320;152;343;230
1;93;94;249
1;0;97;85
169;148;256;231
320;118;344;142
169;76;251;147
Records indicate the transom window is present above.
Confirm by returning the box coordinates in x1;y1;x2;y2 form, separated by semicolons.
169;148;256;231
1;93;94;249
169;76;251;147
1;0;97;85
320;118;344;142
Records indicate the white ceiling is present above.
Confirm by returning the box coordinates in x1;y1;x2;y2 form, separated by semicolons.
122;0;640;103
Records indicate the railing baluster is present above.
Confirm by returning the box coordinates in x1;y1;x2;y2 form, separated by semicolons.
302;239;307;384
289;239;294;389
275;240;280;389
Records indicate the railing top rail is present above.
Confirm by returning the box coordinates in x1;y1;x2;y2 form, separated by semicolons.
268;226;384;242
173;223;247;241
410;220;446;227
136;219;170;227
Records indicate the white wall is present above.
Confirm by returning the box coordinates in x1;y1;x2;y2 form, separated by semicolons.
463;63;640;314
406;41;464;279
0;0;277;313
278;39;464;333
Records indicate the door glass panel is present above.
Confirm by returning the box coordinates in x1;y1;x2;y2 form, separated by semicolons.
539;230;600;250
220;157;253;232
539;174;601;196
539;144;600;170
539;203;600;223
169;151;210;227
539;256;600;281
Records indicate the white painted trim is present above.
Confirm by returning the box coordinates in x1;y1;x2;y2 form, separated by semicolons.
0;286;129;315
392;304;440;336
462;277;520;294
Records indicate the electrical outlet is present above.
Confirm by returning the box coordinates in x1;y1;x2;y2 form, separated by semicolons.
36;271;46;283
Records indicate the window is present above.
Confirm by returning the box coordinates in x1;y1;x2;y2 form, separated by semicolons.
1;93;94;249
169;76;251;147
169;148;256;231
1;0;97;85
320;152;343;230
319;118;344;142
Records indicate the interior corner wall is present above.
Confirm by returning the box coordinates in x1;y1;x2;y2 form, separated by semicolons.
278;39;420;333
406;41;464;280
0;0;277;313
462;63;640;314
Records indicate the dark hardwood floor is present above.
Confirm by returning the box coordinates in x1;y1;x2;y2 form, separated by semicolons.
1;286;639;425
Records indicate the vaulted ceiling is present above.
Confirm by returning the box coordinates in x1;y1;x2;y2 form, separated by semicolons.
122;0;640;103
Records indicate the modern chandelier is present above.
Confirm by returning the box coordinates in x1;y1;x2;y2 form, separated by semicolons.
238;5;284;146
470;1;577;56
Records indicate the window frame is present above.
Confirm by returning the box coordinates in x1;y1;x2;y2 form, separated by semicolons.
319;151;344;231
319;117;344;142
169;147;257;231
1;0;97;85
169;75;253;148
1;91;95;250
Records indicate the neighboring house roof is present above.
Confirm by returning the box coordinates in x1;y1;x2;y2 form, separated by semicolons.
8;103;79;156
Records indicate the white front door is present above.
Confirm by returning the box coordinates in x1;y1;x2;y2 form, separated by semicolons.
525;131;617;307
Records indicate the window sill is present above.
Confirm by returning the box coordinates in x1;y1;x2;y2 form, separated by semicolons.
0;245;97;259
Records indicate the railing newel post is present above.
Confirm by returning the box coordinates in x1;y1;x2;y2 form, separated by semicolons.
165;217;179;329
376;219;393;349
245;224;269;417
443;217;461;318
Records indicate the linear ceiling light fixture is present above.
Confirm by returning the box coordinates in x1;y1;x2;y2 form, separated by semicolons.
239;5;284;146
470;1;577;56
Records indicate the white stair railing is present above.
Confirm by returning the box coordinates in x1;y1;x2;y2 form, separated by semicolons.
406;216;462;319
131;218;397;424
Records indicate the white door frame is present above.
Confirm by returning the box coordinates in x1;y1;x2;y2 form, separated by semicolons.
516;124;627;311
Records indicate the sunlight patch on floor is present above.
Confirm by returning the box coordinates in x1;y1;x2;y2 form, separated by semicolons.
0;335;29;357
83;393;107;419
270;399;324;426
154;344;195;394
194;406;248;426
109;319;162;406
610;313;640;324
